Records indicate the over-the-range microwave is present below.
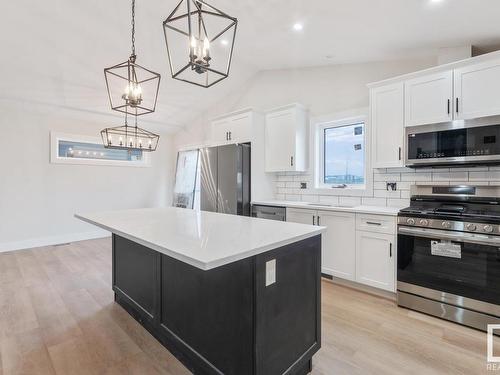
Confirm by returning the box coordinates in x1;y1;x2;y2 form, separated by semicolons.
405;117;500;168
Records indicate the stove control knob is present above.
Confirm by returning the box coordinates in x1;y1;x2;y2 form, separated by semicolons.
484;225;494;233
419;219;429;226
466;223;477;231
441;221;452;229
406;218;415;225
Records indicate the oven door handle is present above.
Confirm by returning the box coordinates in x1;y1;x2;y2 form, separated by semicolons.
398;226;500;246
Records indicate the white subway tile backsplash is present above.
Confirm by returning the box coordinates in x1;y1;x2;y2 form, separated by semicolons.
454;167;488;172
401;190;411;199
374;173;401;182
302;195;319;203
373;182;387;190
374;189;401;198
396;181;412;190
339;197;362;206
469;171;500;181
284;194;301;201
272;164;500;209
401;172;432;182
432;172;468;181
277;175;291;182
417;181;450;186
361;197;387;206
387;198;410;208
318;195;340;205
285;181;300;188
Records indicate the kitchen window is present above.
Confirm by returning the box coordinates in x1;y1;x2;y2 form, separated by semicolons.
315;115;367;191
50;132;150;167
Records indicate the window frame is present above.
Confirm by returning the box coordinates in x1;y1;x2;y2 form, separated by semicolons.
319;119;366;189
50;132;151;167
312;110;372;195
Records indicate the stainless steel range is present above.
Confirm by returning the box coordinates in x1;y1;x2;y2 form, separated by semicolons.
397;185;500;331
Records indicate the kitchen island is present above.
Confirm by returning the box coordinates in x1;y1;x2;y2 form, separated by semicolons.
76;207;325;375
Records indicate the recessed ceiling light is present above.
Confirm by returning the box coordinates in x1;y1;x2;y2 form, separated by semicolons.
293;23;303;31
220;39;229;46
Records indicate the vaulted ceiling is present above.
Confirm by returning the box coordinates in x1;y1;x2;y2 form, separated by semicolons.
2;0;500;133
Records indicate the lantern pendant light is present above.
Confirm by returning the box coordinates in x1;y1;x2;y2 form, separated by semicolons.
104;0;161;116
101;0;160;152
163;0;237;88
100;111;160;152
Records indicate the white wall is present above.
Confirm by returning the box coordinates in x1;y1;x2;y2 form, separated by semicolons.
0;103;175;252
174;58;437;149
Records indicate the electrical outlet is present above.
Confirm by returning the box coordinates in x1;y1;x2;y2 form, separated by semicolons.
265;259;276;286
300;182;307;189
386;182;397;191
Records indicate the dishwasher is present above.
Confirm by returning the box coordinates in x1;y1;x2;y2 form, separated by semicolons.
251;205;286;221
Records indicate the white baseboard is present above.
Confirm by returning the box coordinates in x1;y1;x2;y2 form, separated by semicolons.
0;230;111;253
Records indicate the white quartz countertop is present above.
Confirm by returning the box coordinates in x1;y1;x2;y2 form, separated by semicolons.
75;207;325;271
251;200;401;216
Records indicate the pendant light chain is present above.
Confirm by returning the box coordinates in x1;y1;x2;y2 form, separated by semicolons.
131;0;136;56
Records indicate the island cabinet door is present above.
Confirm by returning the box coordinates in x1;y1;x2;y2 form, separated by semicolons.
159;254;255;375
112;235;160;324
255;235;321;375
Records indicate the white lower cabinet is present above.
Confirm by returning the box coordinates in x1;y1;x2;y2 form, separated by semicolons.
287;208;356;280
286;207;396;292
317;211;356;280
286;208;316;225
355;231;395;292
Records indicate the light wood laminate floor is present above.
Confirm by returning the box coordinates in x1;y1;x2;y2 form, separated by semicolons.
0;237;496;374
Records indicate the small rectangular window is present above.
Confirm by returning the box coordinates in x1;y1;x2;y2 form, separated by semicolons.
51;132;149;167
323;122;365;188
58;140;143;161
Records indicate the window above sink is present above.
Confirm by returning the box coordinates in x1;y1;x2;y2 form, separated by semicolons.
313;110;370;195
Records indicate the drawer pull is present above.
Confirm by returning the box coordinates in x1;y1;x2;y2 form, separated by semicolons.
366;221;382;226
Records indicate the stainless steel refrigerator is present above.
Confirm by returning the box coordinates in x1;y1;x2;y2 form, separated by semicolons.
200;144;251;216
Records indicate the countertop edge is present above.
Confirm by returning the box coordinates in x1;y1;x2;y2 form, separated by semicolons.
75;213;326;271
251;200;401;216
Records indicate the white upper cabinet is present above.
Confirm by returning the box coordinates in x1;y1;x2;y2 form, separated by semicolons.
318;210;356;281
454;58;500;120
370;83;404;168
404;71;454;126
211;110;253;145
265;104;308;172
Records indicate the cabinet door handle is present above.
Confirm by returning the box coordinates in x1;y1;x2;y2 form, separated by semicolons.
447;99;450;115
398;147;402;161
456;98;459;114
312;215;316;225
290;156;294;167
366;221;382;226
229;131;232;141
317;216;320;226
225;132;228;141
389;243;393;258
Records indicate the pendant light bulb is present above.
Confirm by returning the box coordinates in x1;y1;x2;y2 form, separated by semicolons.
190;36;197;59
203;38;210;59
